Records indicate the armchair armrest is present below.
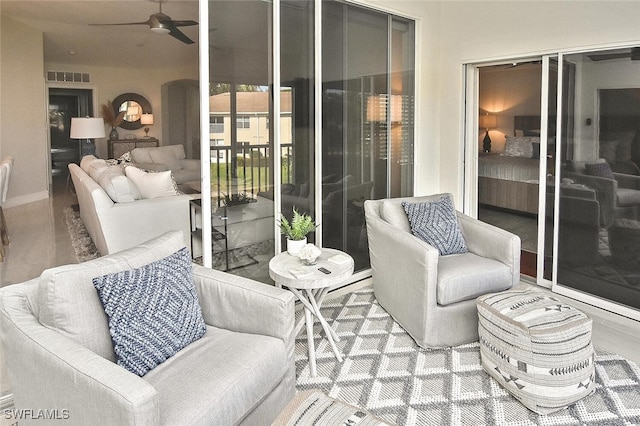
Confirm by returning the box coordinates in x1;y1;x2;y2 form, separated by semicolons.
565;171;616;227
0;284;159;426
613;172;640;190
192;265;295;361
457;212;521;286
180;159;201;171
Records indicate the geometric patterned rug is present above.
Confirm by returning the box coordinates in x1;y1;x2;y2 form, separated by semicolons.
295;289;640;425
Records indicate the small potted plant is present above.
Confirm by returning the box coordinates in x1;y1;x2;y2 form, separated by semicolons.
279;208;317;256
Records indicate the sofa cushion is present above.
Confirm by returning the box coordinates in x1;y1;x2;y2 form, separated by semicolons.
144;326;287;425
93;247;206;376
37;231;187;361
437;252;512;305
125;166;179;199
130;147;154;164
97;165;141;203
402;195;467;255
172;169;201;185
149;148;183;171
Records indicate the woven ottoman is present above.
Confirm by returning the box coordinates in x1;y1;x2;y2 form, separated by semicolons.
476;288;595;414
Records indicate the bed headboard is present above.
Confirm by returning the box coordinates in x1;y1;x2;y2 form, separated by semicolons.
514;115;556;136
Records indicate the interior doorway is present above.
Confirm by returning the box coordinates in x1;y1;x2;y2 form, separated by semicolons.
48;88;93;180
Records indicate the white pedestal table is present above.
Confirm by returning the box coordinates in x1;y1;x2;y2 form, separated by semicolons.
268;248;354;377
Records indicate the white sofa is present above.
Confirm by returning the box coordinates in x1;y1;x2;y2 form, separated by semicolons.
130;144;200;186
69;156;193;256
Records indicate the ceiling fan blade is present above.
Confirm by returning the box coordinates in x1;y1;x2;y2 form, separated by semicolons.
170;20;199;27
166;24;195;44
90;21;151;27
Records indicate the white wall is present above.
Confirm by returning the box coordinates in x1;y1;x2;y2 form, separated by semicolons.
0;16;48;206
369;0;640;207
45;62;197;159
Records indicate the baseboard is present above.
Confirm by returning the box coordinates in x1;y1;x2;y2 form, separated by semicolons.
3;190;49;208
0;393;13;411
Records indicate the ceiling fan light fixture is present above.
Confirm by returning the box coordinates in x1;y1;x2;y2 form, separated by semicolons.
151;26;170;34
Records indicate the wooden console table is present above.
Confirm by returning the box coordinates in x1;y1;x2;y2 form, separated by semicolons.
108;138;159;159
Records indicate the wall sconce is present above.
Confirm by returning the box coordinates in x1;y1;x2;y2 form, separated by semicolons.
367;94;403;124
141;113;154;138
70;117;106;157
479;113;497;152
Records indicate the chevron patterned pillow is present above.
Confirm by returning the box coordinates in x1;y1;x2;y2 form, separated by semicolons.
93;247;206;376
402;196;467;255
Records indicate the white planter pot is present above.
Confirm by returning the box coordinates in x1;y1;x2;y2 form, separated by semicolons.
286;237;307;256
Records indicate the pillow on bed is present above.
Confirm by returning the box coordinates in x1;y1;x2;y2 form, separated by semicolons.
504;136;538;158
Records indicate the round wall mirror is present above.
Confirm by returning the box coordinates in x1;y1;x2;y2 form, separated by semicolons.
112;93;152;130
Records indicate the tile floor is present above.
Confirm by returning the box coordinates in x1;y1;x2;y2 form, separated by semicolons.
1;179;639;407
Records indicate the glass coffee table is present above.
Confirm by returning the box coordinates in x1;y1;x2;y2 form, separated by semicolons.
269;248;354;377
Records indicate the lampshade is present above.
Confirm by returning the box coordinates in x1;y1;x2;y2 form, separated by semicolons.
479;114;497;129
141;113;154;125
366;94;403;123
70;117;106;139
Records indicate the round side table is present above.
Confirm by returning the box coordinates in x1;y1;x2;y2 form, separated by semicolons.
269;248;354;377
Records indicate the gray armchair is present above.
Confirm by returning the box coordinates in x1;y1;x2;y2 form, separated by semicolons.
364;194;520;348
0;232;295;426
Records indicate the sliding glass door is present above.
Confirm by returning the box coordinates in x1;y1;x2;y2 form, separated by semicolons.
204;0;415;283
468;45;640;320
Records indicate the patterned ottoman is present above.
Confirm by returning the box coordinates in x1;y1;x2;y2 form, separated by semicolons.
476;288;595;414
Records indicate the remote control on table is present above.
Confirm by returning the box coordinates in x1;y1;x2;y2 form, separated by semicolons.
318;267;331;274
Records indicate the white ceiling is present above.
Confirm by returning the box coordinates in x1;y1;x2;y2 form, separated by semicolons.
1;0;200;70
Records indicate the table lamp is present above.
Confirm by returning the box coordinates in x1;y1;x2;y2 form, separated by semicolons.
479;113;497;153
141;113;154;138
70;117;106;157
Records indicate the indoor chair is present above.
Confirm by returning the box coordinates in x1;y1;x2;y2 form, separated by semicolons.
364;193;521;348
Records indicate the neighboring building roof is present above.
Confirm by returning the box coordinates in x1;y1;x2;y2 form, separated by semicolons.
209;91;291;114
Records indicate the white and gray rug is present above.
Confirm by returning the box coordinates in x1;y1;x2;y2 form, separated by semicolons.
63;205;100;262
295;289;640;426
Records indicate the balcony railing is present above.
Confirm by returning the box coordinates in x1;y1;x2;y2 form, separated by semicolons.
209;143;293;204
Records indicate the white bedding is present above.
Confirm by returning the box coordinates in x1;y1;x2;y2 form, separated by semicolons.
479;155;540;183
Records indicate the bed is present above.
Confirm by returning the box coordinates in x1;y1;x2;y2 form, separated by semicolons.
477;116;543;214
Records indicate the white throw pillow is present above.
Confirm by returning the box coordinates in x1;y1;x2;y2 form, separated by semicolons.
125;166;179;199
97;165;141;203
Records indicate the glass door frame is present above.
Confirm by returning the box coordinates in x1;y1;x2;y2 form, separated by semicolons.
464;50;640;322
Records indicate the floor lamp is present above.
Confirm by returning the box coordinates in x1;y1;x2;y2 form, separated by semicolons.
70;117;106;158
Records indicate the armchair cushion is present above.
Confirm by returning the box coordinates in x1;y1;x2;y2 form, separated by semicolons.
92;247;206;376
437;252;512;305
402;195;467;255
616;187;640;207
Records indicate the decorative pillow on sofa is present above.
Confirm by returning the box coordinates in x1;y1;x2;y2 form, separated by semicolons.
93;247;206;376
125;166;179;199
402;195;467;255
585;160;615;180
97;165;141;203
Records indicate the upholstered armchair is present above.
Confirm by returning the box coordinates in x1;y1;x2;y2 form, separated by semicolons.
0;232;296;426
565;160;640;227
364;194;520;348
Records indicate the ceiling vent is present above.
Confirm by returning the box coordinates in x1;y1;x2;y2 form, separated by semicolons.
46;70;91;83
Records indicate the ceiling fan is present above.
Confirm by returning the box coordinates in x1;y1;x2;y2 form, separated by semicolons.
588;47;640;62
91;2;198;45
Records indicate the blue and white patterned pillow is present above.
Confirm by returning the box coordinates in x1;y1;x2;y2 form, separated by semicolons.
402;196;467;255
93;247;206;376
